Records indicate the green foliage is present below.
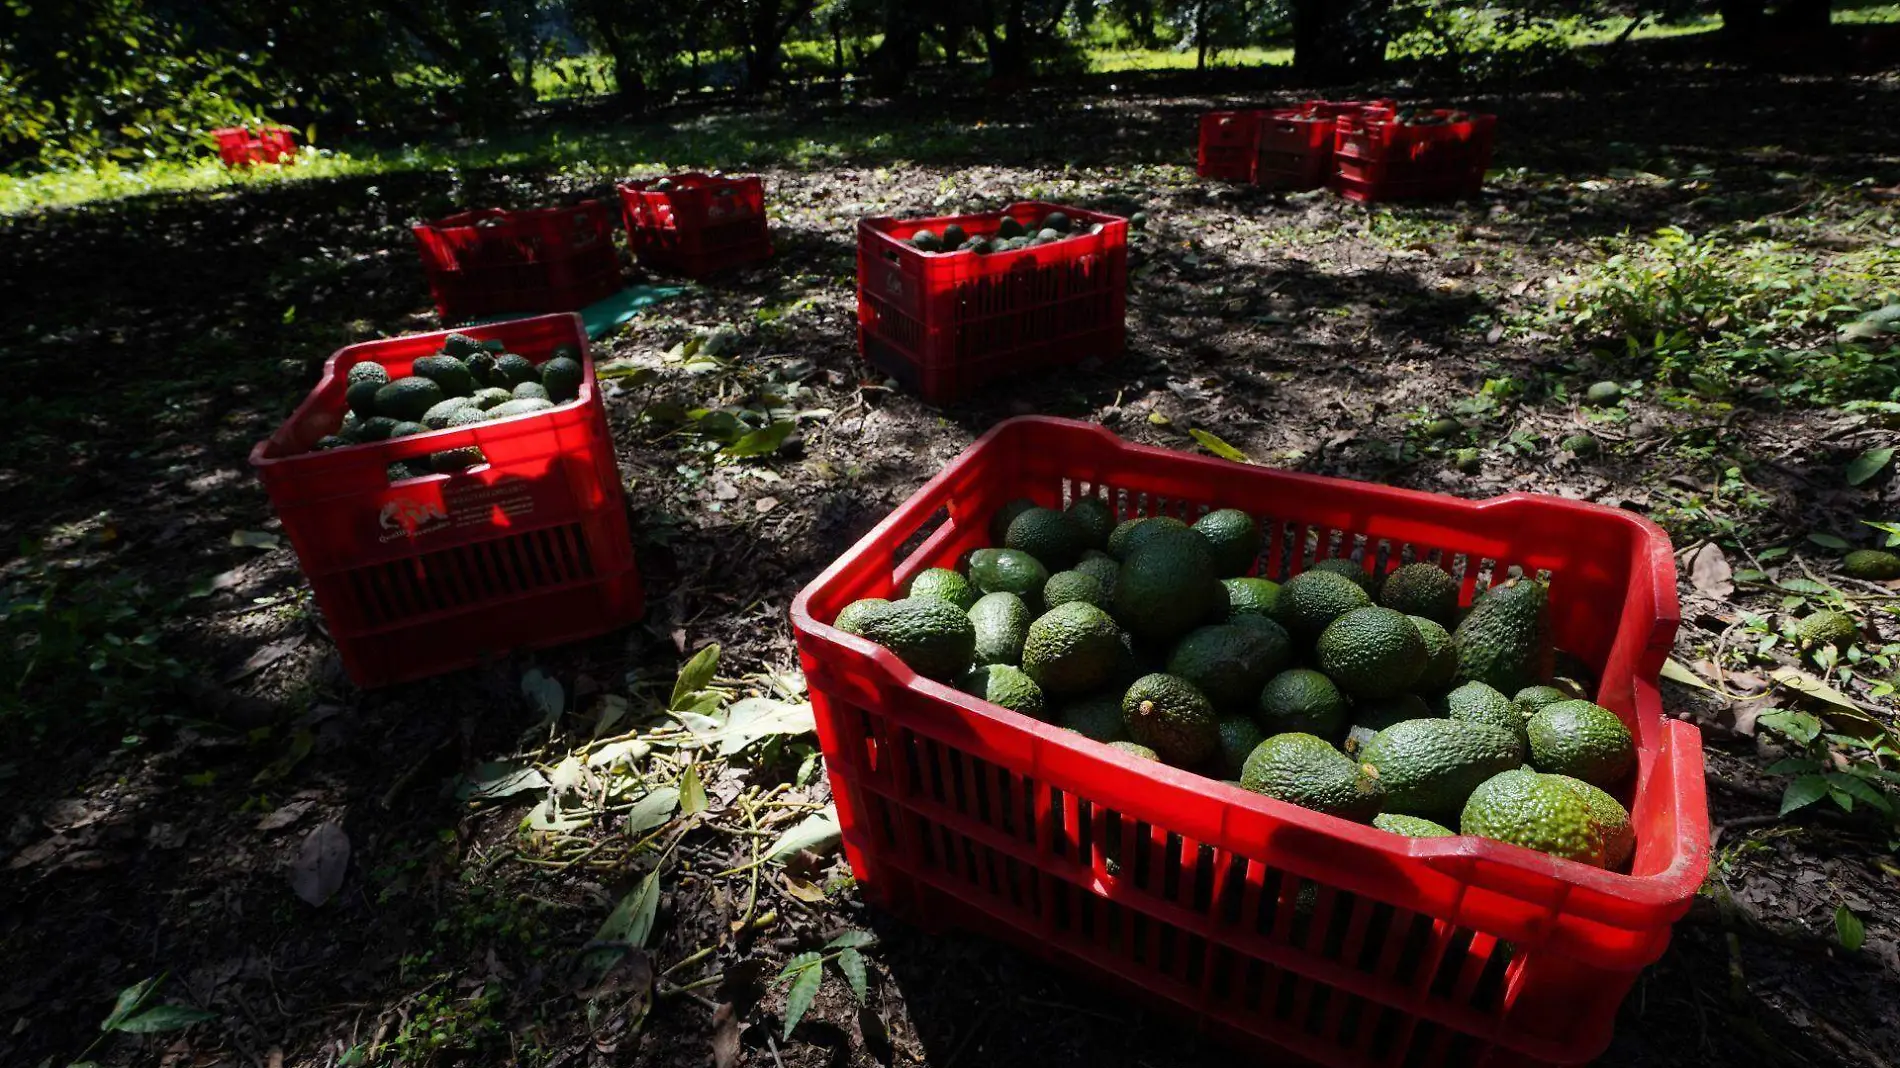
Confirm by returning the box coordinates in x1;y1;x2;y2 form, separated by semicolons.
1758;708;1900;823
0;0;275;171
1388;3;1575;81
777;930;875;1037
0;538;185;737
1550;224;1900;405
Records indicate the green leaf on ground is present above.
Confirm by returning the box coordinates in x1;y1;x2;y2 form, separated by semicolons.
706;697;816;756
1847;447;1894;486
1189;428;1250;463
626;786;681;837
679;764;708;816
455;763;549;802
782;958;823;1038
1836;905;1866;951
837;948;868;1003
671;644;721;710
765;807;841;864
1780;774;1829;815
595;868;662;950
723;421;795;458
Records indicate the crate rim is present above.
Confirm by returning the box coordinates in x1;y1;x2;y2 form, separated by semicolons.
788;415;1705;915
414;201;612;234
615;171;764;194
247;312;595;473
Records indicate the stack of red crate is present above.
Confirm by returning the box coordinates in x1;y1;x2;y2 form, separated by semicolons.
412;203;624;321
617;173;773;277
213;126;298;167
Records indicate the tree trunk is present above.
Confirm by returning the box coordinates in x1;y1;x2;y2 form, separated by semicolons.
1195;1;1209;71
870;0;923;93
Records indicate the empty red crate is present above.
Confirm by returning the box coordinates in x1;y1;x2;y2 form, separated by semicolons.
617;173;772;277
1255;99;1396;191
789;417;1707;1068
1197;110;1261;182
1333;110;1498;203
250;313;642;688
857;202;1126;405
213;126;297;167
412;202;623;322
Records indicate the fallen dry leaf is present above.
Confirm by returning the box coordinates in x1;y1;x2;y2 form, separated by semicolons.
1688;542;1734;599
288;821;350;906
712;1002;741;1068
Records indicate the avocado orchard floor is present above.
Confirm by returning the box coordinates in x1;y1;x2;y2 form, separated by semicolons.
1;58;1898;1068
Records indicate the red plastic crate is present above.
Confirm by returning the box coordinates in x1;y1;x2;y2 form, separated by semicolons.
1333;110;1498;203
856;202;1127;405
1197;110;1261;182
1255;100;1396;191
789;417;1707;1068
412;202;624;322
250;314;643;688
213;126;297;167
616;172;773;277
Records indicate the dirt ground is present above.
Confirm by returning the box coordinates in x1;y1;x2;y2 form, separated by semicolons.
2;61;1898;1068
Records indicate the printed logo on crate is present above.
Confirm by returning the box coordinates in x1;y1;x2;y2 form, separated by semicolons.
379;496;451;540
376;479;541;543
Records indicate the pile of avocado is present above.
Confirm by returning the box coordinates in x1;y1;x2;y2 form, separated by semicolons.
907;210;1106;256
312;332;584;479
833;501;1639;871
1389;108;1475;127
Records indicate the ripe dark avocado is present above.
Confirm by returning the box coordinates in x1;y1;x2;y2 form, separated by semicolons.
1215;717;1266;778
1063;497;1116;550
374;377;447;422
1192;508;1260;577
1057;692;1128;742
1308;557;1378;596
968;591;1031;666
488;398;555;419
1114;539;1220;644
1042;211;1071;234
1106;516;1194;560
540;356;584;403
314;435;352;451
858;596;977;681
411;354;477;397
989;498;1039;545
907;567;978;611
1224;577;1281;620
1166;623;1289;714
1410;615;1457;691
997;216;1026;239
1438;680;1527;744
1359;718;1526;820
1273;570;1372;640
1379;562;1460;626
346;378;384;418
1452;578;1553;694
1461;768;1608;867
1256;669;1349;740
968;548;1051;601
1239;733;1383;822
1372;813;1456;838
493;353;539;388
429;445;486;472
834;598;890;635
1073;553;1119;599
1315;607;1428;699
959;664;1046;718
1021;601;1125;695
1525;700;1635;790
1342;694;1432;757
347;361;391;387
1006;506;1084;570
1122;673;1219;766
1554;773;1634;869
1043;570;1106;609
1844;549;1900;581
